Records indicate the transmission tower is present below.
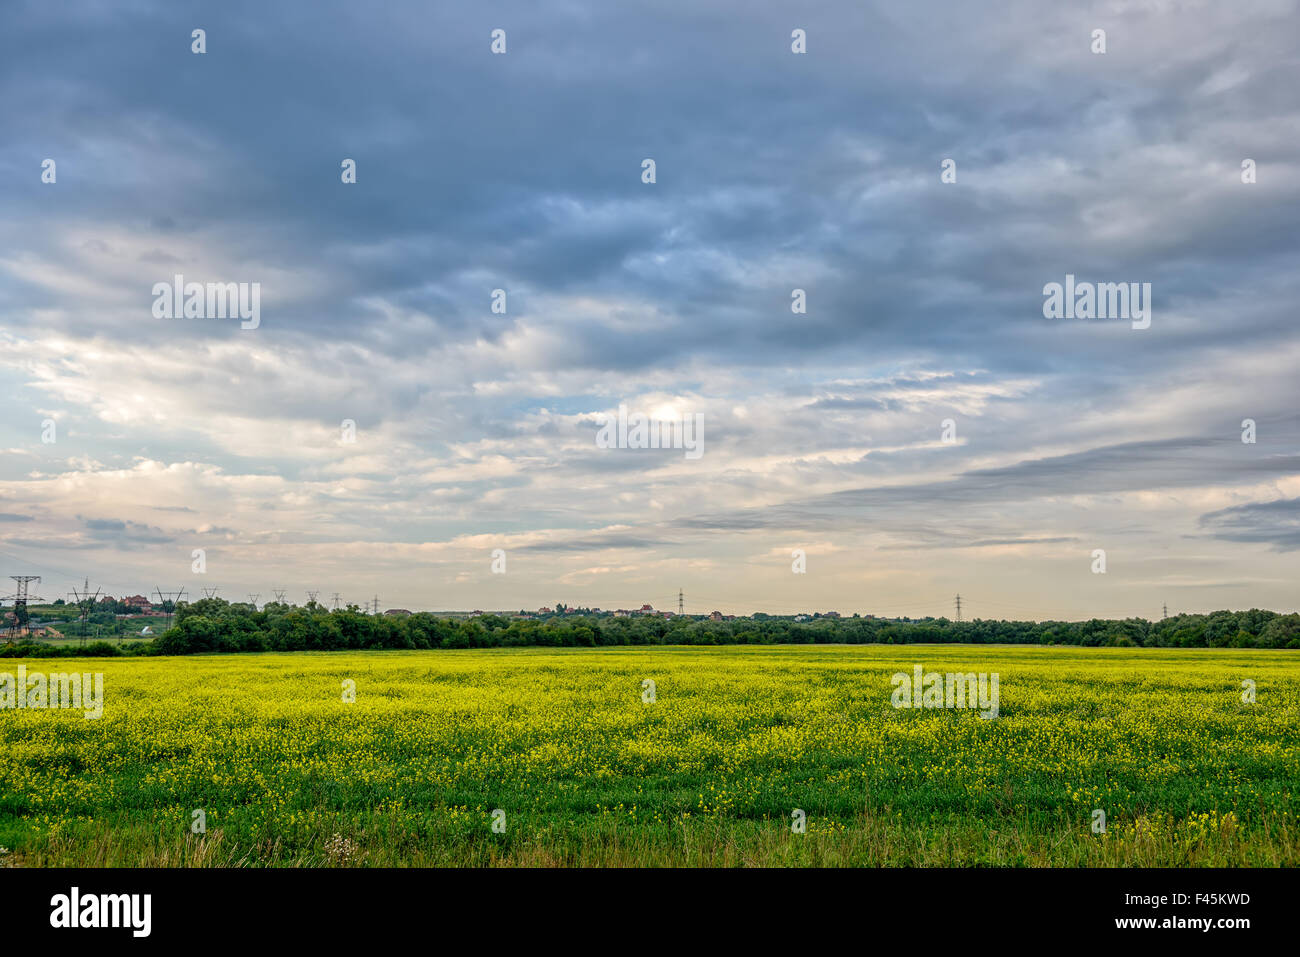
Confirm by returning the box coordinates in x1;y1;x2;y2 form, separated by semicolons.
201;586;220;599
372;595;380;615
69;578;103;648
246;593;260;610
2;575;43;642
954;594;962;623
306;590;319;605
1162;602;1168;620
331;592;341;611
678;589;684;615
154;587;187;632
272;589;287;605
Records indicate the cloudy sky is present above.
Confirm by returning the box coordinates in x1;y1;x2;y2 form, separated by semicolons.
1;0;1297;619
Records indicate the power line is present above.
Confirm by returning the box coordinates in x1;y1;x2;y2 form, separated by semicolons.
3;576;43;643
153;587;187;632
69;577;102;648
0;544;137;596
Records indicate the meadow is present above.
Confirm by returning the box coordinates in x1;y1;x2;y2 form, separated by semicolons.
1;645;1296;867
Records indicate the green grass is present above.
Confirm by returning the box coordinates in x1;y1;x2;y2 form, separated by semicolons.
1;645;1296;866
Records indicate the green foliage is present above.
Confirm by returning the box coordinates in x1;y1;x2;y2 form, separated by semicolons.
112;599;1300;656
0;640;133;659
4;646;1297;866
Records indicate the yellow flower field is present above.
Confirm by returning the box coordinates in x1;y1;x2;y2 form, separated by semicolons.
1;645;1296;866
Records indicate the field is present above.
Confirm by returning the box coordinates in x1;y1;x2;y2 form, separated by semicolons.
1;645;1297;867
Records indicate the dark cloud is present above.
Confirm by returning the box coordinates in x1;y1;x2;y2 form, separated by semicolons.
79;516;175;545
678;438;1300;537
1200;498;1300;552
0;1;1296;614
518;533;676;553
2;0;1295;381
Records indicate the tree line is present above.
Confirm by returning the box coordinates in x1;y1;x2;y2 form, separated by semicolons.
3;598;1297;657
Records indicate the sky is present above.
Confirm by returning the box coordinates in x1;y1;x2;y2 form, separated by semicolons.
1;0;1298;620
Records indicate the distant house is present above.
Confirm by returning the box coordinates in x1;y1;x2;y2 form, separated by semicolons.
709;611;723;621
613;609;631;618
823;611;841;619
122;595;153;612
539;607;553;614
639;604;654;613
